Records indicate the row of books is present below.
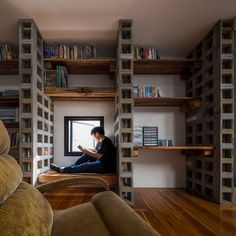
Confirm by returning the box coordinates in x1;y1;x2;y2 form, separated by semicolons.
0;107;19;122
0;43;17;60
133;47;160;60
133;85;161;98
133;126;173;146
9;132;19;148
44;44;97;59
0;90;19;98
45;66;68;88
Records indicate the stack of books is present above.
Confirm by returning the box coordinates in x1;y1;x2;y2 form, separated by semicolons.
45;66;68;88
133;126;143;146
133;47;160;60
0;43;17;60
44;44;97;59
133;85;161;98
143;127;159;146
0;107;19;123
0;90;19;98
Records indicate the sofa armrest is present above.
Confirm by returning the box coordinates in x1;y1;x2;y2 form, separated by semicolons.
36;176;110;194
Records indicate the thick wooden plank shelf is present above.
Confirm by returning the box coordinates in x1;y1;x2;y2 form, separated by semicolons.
0;60;19;75
44;58;116;74
135;146;215;151
0;98;19;105
43;58;201;75
44;87;116;101
134;97;201;108
133;59;201;75
134;145;215;156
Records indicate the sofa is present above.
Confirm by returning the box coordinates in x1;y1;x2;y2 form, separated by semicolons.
0;120;160;236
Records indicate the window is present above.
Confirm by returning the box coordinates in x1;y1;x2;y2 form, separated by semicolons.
64;116;104;156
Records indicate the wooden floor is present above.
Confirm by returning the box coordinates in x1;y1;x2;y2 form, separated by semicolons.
44;188;236;236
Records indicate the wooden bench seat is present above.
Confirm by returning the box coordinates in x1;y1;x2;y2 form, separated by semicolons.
38;171;118;190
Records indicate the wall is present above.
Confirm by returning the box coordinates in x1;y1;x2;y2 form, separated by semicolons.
133;75;186;187
53;74;186;188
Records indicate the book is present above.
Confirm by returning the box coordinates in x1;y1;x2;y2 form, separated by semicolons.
133;47;160;60
134;85;161;98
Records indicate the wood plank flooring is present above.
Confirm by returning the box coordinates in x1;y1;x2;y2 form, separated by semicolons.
44;188;236;236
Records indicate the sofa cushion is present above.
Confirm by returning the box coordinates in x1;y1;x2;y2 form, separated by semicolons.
91;191;159;236
52;202;110;236
0;182;53;236
0;154;23;203
0;120;10;155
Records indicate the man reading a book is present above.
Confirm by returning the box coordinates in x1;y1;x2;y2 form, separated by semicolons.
50;126;116;173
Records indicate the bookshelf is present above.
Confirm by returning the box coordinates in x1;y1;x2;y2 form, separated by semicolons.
44;58;116;74
134;97;201;108
134;59;201;75
44;87;116;101
43;58;201;75
134;146;214;151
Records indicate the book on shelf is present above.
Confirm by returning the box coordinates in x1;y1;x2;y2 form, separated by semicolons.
44;43;97;59
0;43;17;60
133;47;160;60
8;132;19;148
45;66;68;88
133;126;143;146
157;139;173;146
133;85;161;98
0;107;19;122
0;89;19;98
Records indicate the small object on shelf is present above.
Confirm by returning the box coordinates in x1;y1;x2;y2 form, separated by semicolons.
0;43;18;60
143;126;158;146
133;47;160;60
133;126;143;146
157;139;173;146
133;85;160;98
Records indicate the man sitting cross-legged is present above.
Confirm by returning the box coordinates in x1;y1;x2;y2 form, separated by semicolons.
50;126;116;173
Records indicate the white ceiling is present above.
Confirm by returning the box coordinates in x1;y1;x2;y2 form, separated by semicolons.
1;0;236;57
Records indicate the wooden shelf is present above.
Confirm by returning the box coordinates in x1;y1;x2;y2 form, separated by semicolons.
134;146;215;151
0;97;19;105
4;122;19;129
0;60;19;75
134;97;201;108
133;59;201;75
44;58;201;75
44;58;116;74
44;87;116;101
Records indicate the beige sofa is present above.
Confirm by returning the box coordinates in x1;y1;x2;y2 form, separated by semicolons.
0;120;160;236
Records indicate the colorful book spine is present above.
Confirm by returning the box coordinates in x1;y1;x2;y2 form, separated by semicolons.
134;47;160;59
134;85;161;98
44;44;97;59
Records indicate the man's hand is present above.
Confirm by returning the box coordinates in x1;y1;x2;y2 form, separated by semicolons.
78;145;85;152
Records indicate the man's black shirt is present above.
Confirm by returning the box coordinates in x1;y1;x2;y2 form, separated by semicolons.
96;137;116;173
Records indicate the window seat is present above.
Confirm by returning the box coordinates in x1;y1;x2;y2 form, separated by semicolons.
38;170;118;190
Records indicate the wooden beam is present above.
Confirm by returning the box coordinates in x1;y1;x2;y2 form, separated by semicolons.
44;87;116;101
134;97;201;108
0;60;19;75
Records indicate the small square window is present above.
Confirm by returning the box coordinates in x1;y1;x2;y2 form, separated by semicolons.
64;116;104;156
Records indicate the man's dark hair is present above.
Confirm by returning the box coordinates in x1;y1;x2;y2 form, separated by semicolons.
91;126;105;136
